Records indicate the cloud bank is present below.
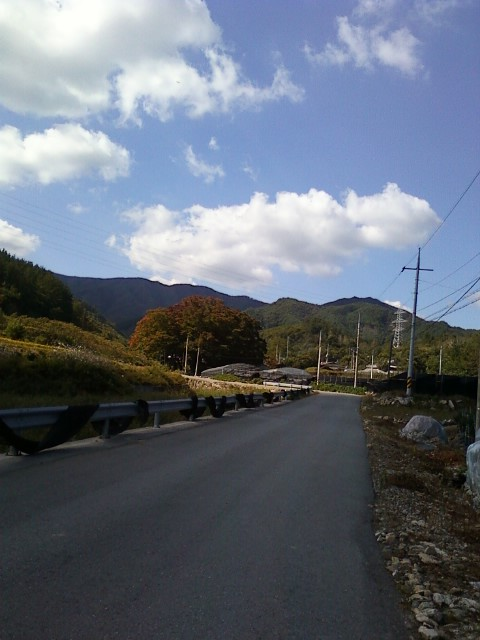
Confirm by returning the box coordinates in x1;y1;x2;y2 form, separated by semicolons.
117;183;440;290
0;0;303;123
0;124;130;186
304;0;459;75
0;219;40;256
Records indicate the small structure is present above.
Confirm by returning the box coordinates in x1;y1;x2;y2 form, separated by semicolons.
200;364;313;387
201;363;267;379
260;367;313;386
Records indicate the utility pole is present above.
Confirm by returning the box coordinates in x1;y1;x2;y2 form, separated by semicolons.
402;248;433;397
184;335;189;374
316;330;322;385
354;314;360;389
194;343;200;376
476;350;480;441
387;335;394;380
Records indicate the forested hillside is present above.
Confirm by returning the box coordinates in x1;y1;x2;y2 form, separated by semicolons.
249;297;479;376
57;274;265;336
0;251;188;407
1;249;74;322
1;251;477;379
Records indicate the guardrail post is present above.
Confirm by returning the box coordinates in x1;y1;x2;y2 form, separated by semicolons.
6;445;21;456
102;419;110;439
153;412;161;428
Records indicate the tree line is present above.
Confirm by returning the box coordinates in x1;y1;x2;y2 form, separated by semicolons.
0;249;74;321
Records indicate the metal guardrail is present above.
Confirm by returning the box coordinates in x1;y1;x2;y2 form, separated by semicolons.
0;390;302;453
262;382;312;391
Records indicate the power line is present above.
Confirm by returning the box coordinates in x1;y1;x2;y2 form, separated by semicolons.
428;277;480;323
0;190;330;304
419;274;480;314
378;168;480;302
419;251;480;295
421;167;480;250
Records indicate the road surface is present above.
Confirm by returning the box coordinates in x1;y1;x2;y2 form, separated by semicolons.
1;393;412;639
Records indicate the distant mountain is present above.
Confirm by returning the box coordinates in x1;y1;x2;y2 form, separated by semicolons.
249;295;469;343
56;275;266;336
247;296;403;348
56;274;474;348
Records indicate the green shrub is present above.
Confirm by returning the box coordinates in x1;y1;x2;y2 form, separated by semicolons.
5;317;26;340
312;382;366;395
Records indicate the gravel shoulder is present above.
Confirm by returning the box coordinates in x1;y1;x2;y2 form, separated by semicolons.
361;392;480;640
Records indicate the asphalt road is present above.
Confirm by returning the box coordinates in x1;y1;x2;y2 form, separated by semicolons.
1;393;411;640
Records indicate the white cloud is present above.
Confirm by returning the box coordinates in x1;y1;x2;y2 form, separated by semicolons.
184;145;224;184
305;16;422;75
242;163;258;182
0;124;130;187
68;203;88;215
0;219;40;257
354;0;397;18
0;0;303;122
116;184;440;292
384;299;412;313
105;235;117;249
208;137;219;151
414;0;462;24
303;0;457;76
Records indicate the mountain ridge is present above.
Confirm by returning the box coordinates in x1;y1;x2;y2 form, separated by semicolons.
55;273;475;340
56;273;412;337
56;274;266;336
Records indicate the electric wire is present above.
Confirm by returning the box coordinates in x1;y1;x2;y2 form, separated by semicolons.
1;170;479;317
427;277;480;323
378;168;480;302
0;190;327;304
419;275;480;313
420;167;480;250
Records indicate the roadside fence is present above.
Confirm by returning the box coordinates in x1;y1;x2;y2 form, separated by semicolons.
0;389;309;456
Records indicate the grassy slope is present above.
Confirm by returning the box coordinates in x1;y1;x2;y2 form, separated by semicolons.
0;315;189;408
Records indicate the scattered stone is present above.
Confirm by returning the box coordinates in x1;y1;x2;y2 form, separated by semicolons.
418;552;441;565
418;625;440;638
400;415;448;443
363;392;480;640
397;396;415;406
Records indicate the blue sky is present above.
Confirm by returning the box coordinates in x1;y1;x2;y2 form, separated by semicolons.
0;0;479;329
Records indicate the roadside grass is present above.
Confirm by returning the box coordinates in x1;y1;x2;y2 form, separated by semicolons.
0;335;190;408
312;382;366;395
0;336;273;453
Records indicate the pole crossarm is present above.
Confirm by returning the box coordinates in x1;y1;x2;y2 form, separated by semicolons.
402;248;433;397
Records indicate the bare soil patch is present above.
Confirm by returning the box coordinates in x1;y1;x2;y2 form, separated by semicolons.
361;393;480;640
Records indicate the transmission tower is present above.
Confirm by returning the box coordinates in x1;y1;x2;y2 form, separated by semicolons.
392;308;407;349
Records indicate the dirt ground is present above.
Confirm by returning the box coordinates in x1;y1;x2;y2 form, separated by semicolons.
361;392;480;640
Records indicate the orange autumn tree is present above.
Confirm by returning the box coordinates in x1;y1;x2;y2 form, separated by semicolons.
129;296;266;372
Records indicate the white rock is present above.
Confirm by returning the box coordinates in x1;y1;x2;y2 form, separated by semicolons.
418;625;439;639
466;440;480;498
